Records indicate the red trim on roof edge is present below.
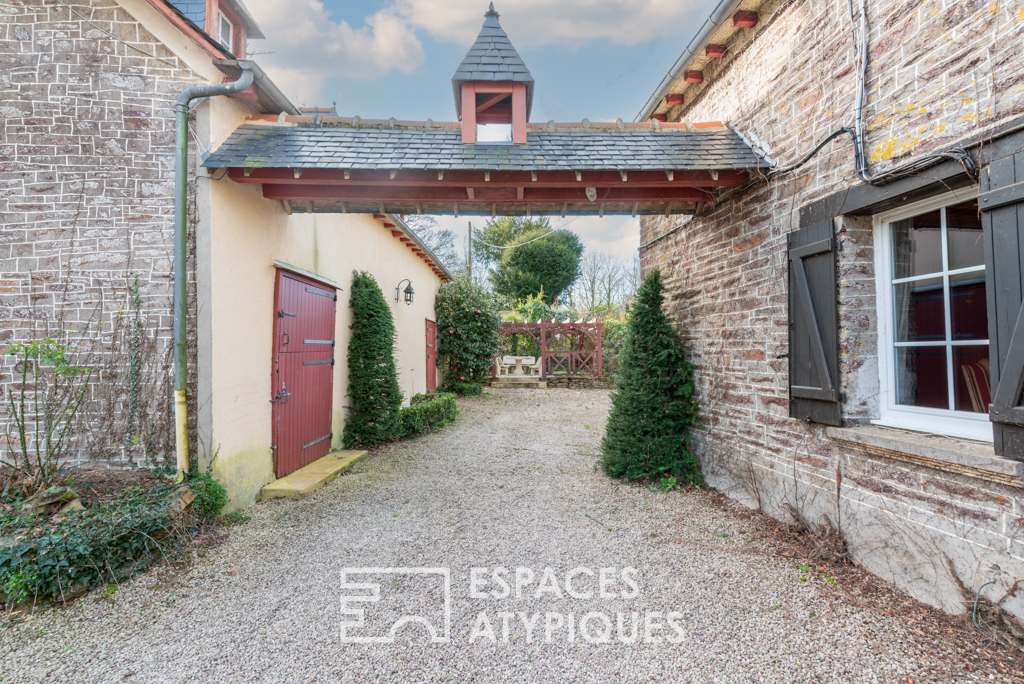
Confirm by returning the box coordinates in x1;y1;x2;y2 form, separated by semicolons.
145;0;232;61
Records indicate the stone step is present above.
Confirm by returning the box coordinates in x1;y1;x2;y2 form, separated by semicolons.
491;380;547;389
260;450;367;501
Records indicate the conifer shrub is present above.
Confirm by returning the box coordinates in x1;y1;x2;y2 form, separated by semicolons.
435;277;501;383
441;380;483;396
344;271;404;447
600;269;703;485
398;392;458;436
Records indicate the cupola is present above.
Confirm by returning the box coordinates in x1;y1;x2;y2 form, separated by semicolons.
451;4;534;144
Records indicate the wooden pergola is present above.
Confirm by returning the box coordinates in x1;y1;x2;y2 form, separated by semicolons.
498;320;604;377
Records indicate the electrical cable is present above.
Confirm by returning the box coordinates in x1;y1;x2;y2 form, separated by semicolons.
639;0;981;253
472;228;555;250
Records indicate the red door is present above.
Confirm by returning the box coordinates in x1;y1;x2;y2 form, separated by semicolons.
425;319;437;393
272;270;337;476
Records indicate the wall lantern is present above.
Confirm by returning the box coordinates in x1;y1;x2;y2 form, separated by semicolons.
396;279;415;305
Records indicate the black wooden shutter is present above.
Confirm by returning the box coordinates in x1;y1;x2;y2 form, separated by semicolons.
982;151;1024;458
788;220;841;425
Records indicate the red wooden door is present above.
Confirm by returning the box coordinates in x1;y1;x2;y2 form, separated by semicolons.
272;270;337;476
425;319;437;393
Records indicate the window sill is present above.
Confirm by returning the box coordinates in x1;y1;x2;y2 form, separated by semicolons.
826;425;1022;485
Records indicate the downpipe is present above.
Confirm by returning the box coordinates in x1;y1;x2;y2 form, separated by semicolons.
173;68;255;482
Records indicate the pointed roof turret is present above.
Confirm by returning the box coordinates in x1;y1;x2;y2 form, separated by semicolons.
452;3;534;120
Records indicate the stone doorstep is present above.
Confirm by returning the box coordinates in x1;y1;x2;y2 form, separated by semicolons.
259;450;368;501
826;426;1022;484
491;380;547;389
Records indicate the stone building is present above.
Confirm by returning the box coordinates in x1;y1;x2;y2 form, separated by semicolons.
638;0;1024;615
0;0;451;508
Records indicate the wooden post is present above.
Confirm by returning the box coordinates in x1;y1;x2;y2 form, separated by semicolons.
461;82;476;144
467;221;472;280
511;83;527;144
540;322;547;378
596;323;603;377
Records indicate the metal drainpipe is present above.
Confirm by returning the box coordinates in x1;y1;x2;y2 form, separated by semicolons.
173;69;255;482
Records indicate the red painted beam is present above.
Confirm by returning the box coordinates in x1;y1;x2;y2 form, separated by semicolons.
665;93;685;106
706;44;728;58
260;184;713;203
684;71;704;84
650;113;667;122
733;10;758;27
391;230;403;237
476;93;509;112
227;168;747;188
477;109;513;124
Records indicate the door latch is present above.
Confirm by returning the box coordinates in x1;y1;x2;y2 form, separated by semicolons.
272;381;292;404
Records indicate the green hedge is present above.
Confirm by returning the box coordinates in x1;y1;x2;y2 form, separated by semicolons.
0;483;186;606
441;380;483;396
398;392;458;437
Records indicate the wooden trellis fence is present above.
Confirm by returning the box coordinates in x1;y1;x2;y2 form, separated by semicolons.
496;320;603;377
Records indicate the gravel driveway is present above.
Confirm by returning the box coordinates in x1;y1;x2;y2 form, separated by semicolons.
0;389;1004;683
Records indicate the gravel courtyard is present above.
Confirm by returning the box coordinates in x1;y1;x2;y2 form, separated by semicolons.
0;389;1009;683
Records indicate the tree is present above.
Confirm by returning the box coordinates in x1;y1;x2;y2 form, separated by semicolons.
574;251;624;313
601;269;702;485
435;277;501;385
490;229;583;305
405;215;465;276
473;216;551;267
343;271;404;447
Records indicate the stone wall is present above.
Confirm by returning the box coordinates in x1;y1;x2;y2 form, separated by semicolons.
0;0;202;466
640;0;1024;615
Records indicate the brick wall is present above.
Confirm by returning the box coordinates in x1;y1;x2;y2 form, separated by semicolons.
640;0;1024;615
0;0;203;466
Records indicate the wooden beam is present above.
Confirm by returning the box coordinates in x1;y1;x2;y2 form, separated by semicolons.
476;92;509;112
461;82;476;144
391;230;403;237
733;10;758;27
684;71;703;84
512;83;527;144
665;93;685;106
706;44;728;58
467;187;475;200
229;167;747;188
261;184;713;203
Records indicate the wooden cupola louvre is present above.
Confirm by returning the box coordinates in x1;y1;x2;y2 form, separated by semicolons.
451;3;534;144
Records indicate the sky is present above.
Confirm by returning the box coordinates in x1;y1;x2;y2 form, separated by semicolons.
242;0;719;258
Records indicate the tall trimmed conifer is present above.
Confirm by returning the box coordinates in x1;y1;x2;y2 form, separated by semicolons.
344;271;403;447
601;269;703;484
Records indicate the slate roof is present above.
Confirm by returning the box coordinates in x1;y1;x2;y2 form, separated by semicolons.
452;4;534;119
202;124;764;170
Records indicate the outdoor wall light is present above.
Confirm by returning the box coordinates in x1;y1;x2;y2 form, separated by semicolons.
396;279;415;305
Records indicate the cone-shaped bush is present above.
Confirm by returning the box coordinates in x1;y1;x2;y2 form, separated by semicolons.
601;269;703;485
344;271;404;447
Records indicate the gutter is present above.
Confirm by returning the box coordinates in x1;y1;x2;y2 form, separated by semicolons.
213;59;300;116
173;68;256;482
635;0;745;122
387;213;455;282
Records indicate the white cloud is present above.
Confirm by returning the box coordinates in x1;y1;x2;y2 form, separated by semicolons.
244;0;707;103
244;0;425;103
395;0;704;49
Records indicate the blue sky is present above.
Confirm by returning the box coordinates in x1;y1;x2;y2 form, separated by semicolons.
243;0;719;256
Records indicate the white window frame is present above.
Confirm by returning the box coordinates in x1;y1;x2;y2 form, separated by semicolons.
217;11;234;53
872;187;993;442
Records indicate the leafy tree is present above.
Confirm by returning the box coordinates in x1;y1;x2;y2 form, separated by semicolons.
405;215;465;276
344;271;404;447
435;277;501;384
474;216;551;267
601;269;702;485
490;229;583;305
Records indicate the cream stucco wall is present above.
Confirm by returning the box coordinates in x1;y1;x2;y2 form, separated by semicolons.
196;164;444;510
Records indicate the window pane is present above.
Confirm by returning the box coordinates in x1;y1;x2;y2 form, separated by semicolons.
219;15;231;48
894;276;945;342
953;346;991;413
950;271;987;341
896;346;949;409
892;210;942;279
947;200;983;271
